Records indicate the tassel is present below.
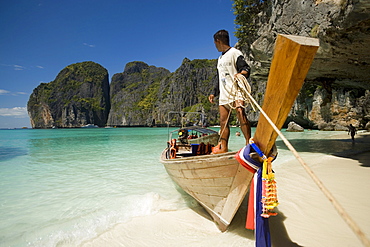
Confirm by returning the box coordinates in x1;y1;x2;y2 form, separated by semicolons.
261;157;278;218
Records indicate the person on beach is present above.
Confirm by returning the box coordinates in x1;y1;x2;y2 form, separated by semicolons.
348;124;357;141
209;29;251;154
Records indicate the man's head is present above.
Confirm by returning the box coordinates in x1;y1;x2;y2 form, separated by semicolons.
214;30;230;52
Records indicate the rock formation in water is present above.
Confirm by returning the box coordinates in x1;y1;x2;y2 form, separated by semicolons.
286;121;304;132
27;61;110;128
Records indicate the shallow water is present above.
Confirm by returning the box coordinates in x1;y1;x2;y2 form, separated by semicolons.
0;127;360;246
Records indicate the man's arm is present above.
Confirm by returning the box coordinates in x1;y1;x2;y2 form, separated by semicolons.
209;70;219;104
236;55;250;78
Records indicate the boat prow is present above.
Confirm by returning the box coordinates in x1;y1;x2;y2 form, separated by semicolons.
161;149;253;231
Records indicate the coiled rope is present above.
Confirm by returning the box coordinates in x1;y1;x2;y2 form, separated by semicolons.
233;74;370;247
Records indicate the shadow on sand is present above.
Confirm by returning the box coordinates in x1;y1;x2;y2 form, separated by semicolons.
228;197;303;247
275;134;370;167
186;192;303;246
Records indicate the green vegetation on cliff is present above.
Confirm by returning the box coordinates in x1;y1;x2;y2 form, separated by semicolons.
233;0;270;48
27;61;110;128
106;59;219;127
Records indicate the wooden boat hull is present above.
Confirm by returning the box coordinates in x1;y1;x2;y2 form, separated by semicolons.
160;150;253;231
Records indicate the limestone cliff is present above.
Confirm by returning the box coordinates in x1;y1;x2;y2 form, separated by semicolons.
107;59;220;127
235;0;370;129
107;61;171;126
155;58;220;126
28;61;110;128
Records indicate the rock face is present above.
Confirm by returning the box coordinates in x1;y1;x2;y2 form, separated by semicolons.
107;59;220;127
107;61;171;126
155;58;220;126
290;84;370;130
240;0;370;130
27;61;110;128
28;59;220;128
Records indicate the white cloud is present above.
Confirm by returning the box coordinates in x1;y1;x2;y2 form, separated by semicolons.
14;65;26;70
0;107;28;118
83;43;96;48
1;64;43;71
0;89;10;95
0;89;27;96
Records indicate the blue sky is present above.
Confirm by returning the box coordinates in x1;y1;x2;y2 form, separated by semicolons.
0;0;238;128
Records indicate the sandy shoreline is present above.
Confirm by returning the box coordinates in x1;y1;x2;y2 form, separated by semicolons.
270;132;370;247
82;132;370;247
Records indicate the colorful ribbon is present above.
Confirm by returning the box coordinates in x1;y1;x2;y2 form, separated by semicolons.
235;138;278;247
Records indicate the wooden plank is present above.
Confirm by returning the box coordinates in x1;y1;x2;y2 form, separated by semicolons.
168;176;234;187
165;164;238;179
192;193;225;209
181;164;239;179
221;164;253;223
254;34;319;155
169;177;229;215
162;152;238;168
182;183;230;197
170;158;236;170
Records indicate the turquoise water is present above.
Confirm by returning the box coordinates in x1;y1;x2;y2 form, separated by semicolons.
1;128;186;246
0;127;362;246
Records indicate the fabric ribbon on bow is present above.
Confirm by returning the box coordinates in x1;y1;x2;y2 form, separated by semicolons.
235;138;278;247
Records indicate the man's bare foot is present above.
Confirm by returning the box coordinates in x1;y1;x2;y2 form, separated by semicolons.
211;143;228;154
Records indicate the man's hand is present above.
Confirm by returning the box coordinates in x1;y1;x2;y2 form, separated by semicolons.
208;94;215;104
235;70;249;79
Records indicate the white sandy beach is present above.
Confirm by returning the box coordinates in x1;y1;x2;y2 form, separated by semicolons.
81;132;370;247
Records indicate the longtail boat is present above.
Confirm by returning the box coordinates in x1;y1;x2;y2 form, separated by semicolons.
160;34;319;232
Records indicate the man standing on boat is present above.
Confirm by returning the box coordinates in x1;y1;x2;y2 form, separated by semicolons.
209;29;251;154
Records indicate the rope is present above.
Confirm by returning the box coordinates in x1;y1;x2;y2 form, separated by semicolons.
234;75;370;247
226;74;256;111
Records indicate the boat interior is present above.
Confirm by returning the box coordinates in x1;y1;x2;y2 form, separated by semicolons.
165;126;220;159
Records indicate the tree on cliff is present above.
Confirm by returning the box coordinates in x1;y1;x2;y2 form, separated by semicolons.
233;0;271;49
